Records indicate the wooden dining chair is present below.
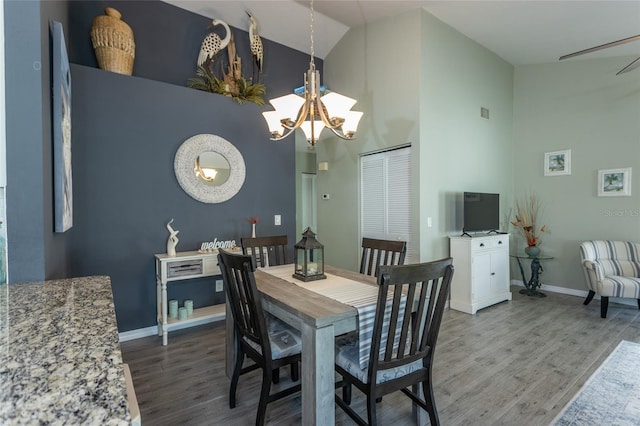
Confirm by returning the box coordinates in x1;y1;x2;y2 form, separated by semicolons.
241;235;288;268
218;249;301;426
334;257;454;426
360;237;407;277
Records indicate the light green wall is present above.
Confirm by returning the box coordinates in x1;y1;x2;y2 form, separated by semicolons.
295;150;316;236
317;11;422;270
513;57;640;291
299;9;639;295
318;9;514;271
418;11;514;260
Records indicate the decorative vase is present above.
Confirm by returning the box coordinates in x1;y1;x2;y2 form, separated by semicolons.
90;7;135;75
525;245;540;258
251;223;256;238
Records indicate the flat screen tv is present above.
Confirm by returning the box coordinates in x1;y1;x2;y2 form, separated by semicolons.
463;192;500;234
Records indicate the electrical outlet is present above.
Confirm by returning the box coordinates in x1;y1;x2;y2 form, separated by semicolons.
275;214;281;225
216;280;223;292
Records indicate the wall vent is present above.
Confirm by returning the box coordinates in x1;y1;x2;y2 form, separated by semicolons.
480;107;490;119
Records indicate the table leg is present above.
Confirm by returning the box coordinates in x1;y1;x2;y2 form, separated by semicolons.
514;257;529;290
301;322;336;426
161;280;168;346
516;258;547;298
156;277;162;337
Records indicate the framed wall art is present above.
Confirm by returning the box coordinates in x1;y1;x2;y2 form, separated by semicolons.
51;21;73;232
598;168;632;197
544;149;571;176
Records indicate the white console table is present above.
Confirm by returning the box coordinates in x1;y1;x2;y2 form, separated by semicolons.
155;250;225;345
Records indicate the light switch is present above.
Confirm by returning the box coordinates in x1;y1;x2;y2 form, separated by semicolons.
215;280;223;292
427;217;432;228
274;215;281;226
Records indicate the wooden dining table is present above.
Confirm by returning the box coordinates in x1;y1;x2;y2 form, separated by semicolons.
225;265;377;426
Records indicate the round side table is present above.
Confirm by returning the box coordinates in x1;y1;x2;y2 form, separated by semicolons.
510;253;554;297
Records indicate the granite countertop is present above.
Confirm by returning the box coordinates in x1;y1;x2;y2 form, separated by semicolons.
0;276;130;425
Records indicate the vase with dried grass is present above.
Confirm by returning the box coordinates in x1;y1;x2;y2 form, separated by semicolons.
511;193;547;257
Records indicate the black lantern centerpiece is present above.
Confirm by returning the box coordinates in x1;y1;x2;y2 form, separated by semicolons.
293;227;326;282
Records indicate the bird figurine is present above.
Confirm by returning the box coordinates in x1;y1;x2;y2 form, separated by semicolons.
246;12;263;78
197;19;231;67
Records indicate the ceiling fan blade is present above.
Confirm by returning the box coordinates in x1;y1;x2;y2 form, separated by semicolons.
616;56;640;75
559;34;640;61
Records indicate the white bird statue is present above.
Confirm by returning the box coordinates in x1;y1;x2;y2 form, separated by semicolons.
197;19;231;67
246;12;263;77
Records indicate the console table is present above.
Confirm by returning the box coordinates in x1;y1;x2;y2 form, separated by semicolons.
155;250;225;345
510;253;554;297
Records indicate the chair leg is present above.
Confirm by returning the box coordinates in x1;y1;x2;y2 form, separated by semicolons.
229;349;244;409
342;384;352;405
584;290;596;306
290;362;299;382
600;296;609;318
256;368;272;426
366;394;378;426
272;368;280;384
422;376;440;426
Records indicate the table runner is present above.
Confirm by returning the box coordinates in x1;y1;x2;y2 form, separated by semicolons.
259;264;404;368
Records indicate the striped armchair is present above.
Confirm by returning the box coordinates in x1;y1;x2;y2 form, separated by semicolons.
579;241;640;318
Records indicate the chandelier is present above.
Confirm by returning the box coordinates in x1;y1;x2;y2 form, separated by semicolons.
262;0;362;148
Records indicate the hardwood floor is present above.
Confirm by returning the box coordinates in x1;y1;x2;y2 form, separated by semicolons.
120;287;640;425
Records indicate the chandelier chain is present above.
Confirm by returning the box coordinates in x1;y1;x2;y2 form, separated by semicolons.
261;0;361;146
309;0;315;69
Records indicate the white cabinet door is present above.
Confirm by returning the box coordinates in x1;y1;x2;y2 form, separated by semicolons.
472;251;492;301
489;247;509;295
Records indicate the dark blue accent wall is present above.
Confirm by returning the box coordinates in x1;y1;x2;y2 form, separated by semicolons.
5;0;72;283
5;0;320;332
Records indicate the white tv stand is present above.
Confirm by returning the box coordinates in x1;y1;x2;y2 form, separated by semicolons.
449;234;512;314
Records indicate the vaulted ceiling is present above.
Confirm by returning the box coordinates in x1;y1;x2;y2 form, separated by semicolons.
166;0;640;69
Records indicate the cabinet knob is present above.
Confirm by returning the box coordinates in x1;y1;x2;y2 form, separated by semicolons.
491;272;496;276
479;243;485;247
498;240;503;244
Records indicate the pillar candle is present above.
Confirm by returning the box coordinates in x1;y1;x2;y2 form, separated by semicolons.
169;299;178;318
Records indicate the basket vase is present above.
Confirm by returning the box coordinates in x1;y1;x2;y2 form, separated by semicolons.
90;7;135;75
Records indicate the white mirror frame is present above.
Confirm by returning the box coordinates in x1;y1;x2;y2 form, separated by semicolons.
174;134;246;203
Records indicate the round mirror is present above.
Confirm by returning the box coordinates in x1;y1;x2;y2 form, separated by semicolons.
174;134;245;203
195;151;231;186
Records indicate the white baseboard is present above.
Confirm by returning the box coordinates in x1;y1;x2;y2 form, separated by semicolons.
510;280;638;307
119;326;158;342
118;316;223;342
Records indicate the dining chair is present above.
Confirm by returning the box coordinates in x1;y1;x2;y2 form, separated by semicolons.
334;257;454;426
218;249;301;426
360;237;407;277
241;235;288;268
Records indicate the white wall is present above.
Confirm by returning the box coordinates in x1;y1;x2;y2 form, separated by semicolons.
513;57;640;291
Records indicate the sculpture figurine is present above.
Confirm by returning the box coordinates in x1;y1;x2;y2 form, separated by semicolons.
166;219;179;257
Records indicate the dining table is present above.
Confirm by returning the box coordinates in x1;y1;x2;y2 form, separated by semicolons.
225;264;428;426
224;264;428;425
